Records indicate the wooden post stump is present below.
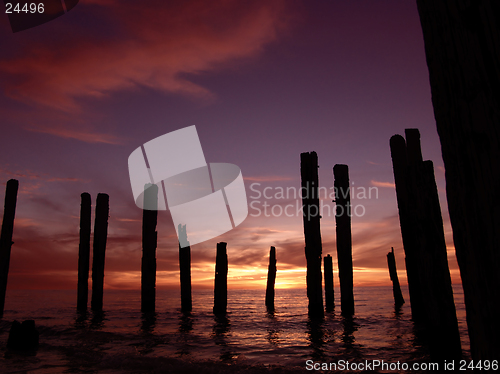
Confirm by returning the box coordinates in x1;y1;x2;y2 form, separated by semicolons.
141;184;158;313
333;164;354;316
387;247;405;307
178;224;192;312
390;129;461;358
91;193;109;312
300;152;324;318
324;254;334;312
213;242;228;315
77;192;91;312
265;246;277;311
0;179;19;316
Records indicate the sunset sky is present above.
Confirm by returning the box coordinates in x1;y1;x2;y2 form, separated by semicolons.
0;0;461;292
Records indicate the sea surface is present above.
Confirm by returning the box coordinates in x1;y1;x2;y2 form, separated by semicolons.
0;286;470;373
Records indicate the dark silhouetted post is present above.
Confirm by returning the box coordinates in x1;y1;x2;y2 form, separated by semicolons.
77;192;91;312
0;179;19;316
417;0;500;360
265;246;277;311
387;247;404;307
141;184;158;313
213;242;227;314
91;193;109;312
390;129;460;358
333;164;354;316
178;224;192;312
324;254;334;311
300;152;324;318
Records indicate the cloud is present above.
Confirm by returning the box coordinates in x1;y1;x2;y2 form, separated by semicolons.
370;180;395;188
244;176;293;182
0;0;291;112
28;125;123;145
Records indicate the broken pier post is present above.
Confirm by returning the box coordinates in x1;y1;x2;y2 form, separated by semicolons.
77;192;91;312
300;151;324;318
324;254;334;312
141;184;158;313
390;129;461;358
178;224;192;312
91;193;109;312
265;246;277;311
387;247;404;307
213;242;228;315
0;179;19;316
333;164;355;316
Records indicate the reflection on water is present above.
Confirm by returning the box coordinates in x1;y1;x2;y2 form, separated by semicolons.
90;310;106;330
0;286;470;371
306;317;325;360
265;310;281;347
141;311;156;334
211;314;234;361
178;311;193;334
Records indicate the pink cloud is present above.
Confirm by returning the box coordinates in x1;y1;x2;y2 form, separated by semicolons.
0;0;291;113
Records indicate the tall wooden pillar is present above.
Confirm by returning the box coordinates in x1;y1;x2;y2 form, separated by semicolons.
77;192;91;311
178;224;192;312
91;193;109;312
141;184;158;313
333;164;354;316
300;152;324;318
390;129;461;358
417;0;500;360
213;242;228;315
0;179;19;316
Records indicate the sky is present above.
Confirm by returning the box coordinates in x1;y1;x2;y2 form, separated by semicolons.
0;0;462;292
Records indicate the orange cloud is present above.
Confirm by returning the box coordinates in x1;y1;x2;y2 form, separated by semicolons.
244;176;293;182
370;180;396;188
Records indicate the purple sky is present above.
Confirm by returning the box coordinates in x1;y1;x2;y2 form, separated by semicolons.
0;0;460;290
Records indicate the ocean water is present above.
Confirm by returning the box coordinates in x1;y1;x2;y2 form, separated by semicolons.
0;286;470;373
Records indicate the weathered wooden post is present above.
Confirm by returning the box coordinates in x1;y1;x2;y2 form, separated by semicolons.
417;0;500;360
178;224;192;312
77;192;91;311
91;193;109;312
213;242;227;314
386;247;404;307
333;164;354;316
390;129;461;358
0;179;19;316
300;152;324;318
265;246;277;311
141;184;158;313
324;254;334;312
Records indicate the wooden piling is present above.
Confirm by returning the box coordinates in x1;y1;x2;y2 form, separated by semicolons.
417;0;500;359
386;247;404;307
390;129;461;357
77;192;91;312
213;242;227;314
265;246;277;311
333;164;354;316
141;184;158;313
324;254;334;312
178;224;192;312
300;152;324;318
0;179;19;316
91;193;109;312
